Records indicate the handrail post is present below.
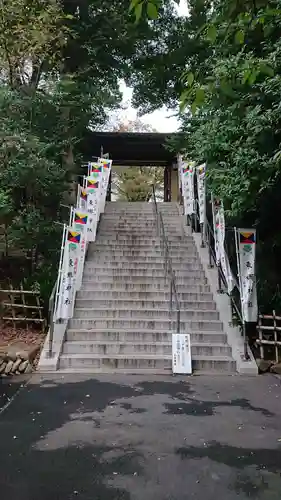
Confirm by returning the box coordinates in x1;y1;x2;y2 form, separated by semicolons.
242;322;250;360
200;222;205;247
47;280;57;358
169;278;173;316
176;309;180;334
48;320;54;358
194;212;198;233
217;263;223;293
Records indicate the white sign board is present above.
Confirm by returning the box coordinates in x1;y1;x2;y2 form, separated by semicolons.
172;334;192;374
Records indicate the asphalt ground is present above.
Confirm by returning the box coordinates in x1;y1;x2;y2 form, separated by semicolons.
0;373;281;500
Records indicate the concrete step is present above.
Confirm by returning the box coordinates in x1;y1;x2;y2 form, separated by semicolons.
91;242;194;249
73;308;219;320
76;290;214;301
87;251;199;259
75;299;216;310
83;266;203;274
59;353;236;373
83;269;205;278
105;206;178;211
98;224;181;229
98;224;158;229
66;328;227;344
89;245;196;251
81;276;207;285
69;317;223;330
79;282;210;292
96;236;187;242
84;257;200;265
105;205;178;211
99;220;182;226
62;340;232;357
84;259;201;267
87;249;196;256
100;217;157;221
102;212;155;217
99;223;181;229
98;227;185;232
90;241;194;248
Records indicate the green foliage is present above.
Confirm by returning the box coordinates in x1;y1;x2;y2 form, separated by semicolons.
173;0;281;310
129;0;165;21
0;87;68;300
113;166;163;201
129;0;281;310
0;0;181;308
0;0;68;88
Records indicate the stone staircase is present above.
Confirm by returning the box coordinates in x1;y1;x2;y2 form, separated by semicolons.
59;202;236;373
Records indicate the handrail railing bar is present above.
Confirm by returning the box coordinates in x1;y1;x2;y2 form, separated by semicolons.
152;186;180;332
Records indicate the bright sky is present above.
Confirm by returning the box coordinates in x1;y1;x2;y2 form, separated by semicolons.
120;0;189;133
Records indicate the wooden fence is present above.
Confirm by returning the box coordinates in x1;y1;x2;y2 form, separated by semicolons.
256;311;281;362
0;284;45;331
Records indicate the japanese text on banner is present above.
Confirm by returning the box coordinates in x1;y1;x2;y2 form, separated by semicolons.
98;157;112;214
86;177;100;241
55;229;81;320
237;229;258;322
181;160;195;216
196;163;206;224
211;196;234;293
73;210;88;290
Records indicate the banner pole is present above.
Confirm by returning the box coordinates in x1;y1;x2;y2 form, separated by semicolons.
76;184;80;209
53;223;67;322
69;206;73;227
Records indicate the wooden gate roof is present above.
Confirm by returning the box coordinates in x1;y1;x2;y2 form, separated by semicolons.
79;131;178;166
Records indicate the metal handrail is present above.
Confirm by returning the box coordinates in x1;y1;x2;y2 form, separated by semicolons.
47;280;57;358
193;198;250;359
152;185;180;333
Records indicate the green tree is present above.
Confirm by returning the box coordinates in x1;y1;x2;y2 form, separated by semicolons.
0;0;67;90
0;88;67;300
0;0;180;305
129;0;281;310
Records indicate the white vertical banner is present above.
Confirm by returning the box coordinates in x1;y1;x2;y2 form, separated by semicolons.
218;203;234;294
54;227;81;321
88;161;101;177
235;228;258;322
71;208;88;290
181;161;195;216
86;177;100;241
177;154;183;190
211;194;220;265
77;185;88;211
89;164;103;217
98;157;112;214
196;163;206;224
212;195;234;293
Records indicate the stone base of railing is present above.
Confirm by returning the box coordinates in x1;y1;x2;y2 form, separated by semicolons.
37;321;67;372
